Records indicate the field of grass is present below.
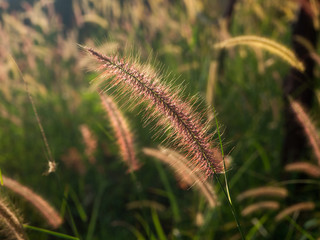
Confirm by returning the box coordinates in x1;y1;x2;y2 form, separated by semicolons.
0;0;320;239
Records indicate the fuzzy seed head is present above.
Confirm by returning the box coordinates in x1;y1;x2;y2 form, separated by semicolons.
83;46;223;177
241;201;280;216
290;98;320;165
237;186;288;201
80;124;97;164
275;202;315;222
0;199;27;240
2;176;63;229
100;94;140;172
143;147;219;208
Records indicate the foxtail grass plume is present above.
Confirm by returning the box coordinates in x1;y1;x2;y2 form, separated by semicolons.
237;186;288;202
143;147;219;208
289;98;320;165
82;45;223;177
80;124;97;164
0;198;27;240
241;201;280;217
214;35;305;72
275;202;315;222
285;161;320;178
100;94;140;172
2;176;63;229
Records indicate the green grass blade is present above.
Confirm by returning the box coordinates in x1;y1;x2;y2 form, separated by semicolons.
212;107;244;240
252;141;271;172
113;221;146;240
96;122;114;141
246;215;269;240
230;153;258;188
135;213;157;240
59;185;81;238
24;225;79;240
86;182;107;240
285;216;315;240
151;208;167;240
69;188;87;222
60;185;70;219
155;161;180;222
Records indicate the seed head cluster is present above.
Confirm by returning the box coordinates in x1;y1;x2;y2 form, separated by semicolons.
84;46;223;177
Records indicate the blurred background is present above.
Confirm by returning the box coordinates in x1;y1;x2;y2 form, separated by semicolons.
0;0;319;239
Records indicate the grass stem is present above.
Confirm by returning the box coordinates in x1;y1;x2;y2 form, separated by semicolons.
212;107;245;240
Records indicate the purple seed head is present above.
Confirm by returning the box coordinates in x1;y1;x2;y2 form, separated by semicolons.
83;46;223;177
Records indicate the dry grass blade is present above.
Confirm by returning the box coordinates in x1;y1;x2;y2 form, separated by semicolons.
237;186;288;201
275;202;315;222
289;98;320;165
100;94;140;172
2;176;63;229
83;46;223;177
241;201;279;216
214;35;305;72
143;147;219;208
0;199;27;240
285;162;320;178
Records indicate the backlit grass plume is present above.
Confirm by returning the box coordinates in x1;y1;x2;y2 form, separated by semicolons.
214;35;305;72
275;202;315;222
80;124;97;165
143;147;219;208
241;201;280;217
0;198;27;240
237;186;288;202
100;94;140;172
82;46;223;177
285;162;320;178
289;98;320;165
2;176;63;229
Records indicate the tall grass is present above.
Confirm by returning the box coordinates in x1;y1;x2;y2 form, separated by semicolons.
0;0;319;239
